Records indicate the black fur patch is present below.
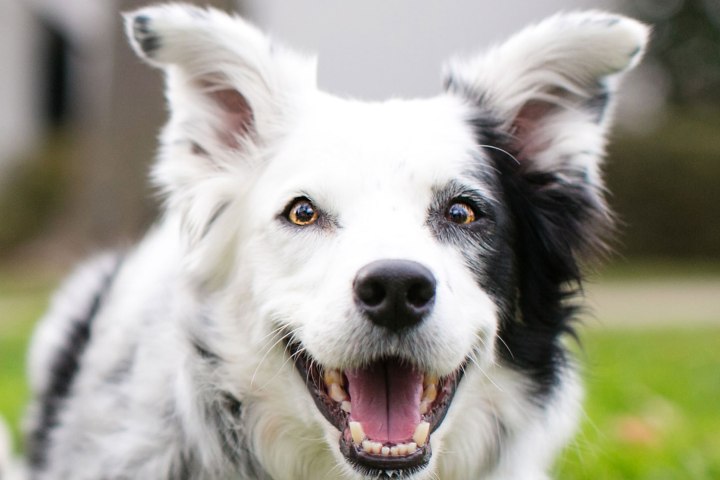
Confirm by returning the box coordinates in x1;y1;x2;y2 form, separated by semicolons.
495;157;609;395
28;255;125;468
133;15;161;56
463;113;611;396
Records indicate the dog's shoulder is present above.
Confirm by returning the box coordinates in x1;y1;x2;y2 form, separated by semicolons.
28;253;125;398
25;252;125;468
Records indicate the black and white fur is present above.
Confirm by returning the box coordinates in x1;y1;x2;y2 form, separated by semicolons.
17;5;647;479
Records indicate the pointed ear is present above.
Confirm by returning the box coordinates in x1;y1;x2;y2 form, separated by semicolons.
444;11;649;286
124;3;316;152
443;11;649;187
121;5;317;271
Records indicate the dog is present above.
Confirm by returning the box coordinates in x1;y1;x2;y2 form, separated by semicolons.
19;4;647;479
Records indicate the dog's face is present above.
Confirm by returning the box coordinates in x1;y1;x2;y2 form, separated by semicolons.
241;95;506;474
247;94;501;373
126;5;647;478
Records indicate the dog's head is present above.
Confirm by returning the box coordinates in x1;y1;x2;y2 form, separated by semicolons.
126;5;647;478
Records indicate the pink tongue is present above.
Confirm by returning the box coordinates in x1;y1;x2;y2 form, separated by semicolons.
346;361;423;443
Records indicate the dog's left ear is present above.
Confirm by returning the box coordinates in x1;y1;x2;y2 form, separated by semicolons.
444;12;648;271
444;11;649;190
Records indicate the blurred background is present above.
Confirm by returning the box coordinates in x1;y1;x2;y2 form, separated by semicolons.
0;0;718;477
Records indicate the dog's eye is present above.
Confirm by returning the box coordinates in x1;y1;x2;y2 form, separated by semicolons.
445;201;477;225
287;198;319;226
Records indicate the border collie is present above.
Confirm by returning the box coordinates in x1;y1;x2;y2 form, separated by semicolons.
18;4;647;479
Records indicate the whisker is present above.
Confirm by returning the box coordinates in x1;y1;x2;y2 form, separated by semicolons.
250;327;295;389
477;143;521;166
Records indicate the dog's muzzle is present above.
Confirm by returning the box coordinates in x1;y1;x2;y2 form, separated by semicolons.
284;259;468;476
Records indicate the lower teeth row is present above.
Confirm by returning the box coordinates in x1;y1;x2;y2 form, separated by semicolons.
361;440;418;457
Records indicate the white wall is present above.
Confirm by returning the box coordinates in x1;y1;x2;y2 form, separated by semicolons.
0;0;41;178
243;0;615;100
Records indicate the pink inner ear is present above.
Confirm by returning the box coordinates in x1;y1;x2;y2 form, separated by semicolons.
511;100;557;162
208;88;254;149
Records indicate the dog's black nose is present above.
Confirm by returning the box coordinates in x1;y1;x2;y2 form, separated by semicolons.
353;259;436;332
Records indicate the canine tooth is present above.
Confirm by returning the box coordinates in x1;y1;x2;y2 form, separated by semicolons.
381;446;390;456
329;383;348;402
422;383;437;403
324;369;343;386
419;400;430;415
340;401;352;413
390;446;399;456
407;442;418;454
424;373;439;388
413;421;430;447
349;422;365;445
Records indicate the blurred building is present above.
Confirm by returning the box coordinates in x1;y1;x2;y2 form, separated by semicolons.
0;1;40;180
1;0;624;174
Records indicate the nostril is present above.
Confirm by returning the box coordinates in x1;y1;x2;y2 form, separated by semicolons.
356;280;385;307
407;281;435;309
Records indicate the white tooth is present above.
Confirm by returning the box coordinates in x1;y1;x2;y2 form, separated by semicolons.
340;401;352;413
329;383;348;402
422;383;437;403
424;373;439;388
362;440;373;453
372;442;382;454
407;442;418;454
413;421;430;447
397;443;408;455
349;422;365;445
324;369;343;386
381;446;390;456
419;400;430;415
390;446;399;456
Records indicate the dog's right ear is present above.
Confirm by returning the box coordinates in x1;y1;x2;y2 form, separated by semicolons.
123;4;317;271
124;3;316;152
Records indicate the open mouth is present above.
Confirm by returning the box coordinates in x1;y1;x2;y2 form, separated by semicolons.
287;341;464;475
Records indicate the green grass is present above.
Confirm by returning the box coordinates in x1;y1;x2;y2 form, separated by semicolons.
0;273;52;451
1;271;719;478
556;329;720;479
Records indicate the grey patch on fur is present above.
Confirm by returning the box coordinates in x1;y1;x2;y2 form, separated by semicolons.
585;89;611;124
104;345;137;384
202;201;231;239
191;142;210;157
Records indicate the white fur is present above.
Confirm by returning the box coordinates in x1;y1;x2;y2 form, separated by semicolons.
20;5;648;480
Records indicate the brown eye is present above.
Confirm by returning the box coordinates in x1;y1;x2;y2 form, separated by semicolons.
287;198;319;226
446;202;477;225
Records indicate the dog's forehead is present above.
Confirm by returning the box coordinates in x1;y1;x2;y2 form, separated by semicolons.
269;93;482;195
